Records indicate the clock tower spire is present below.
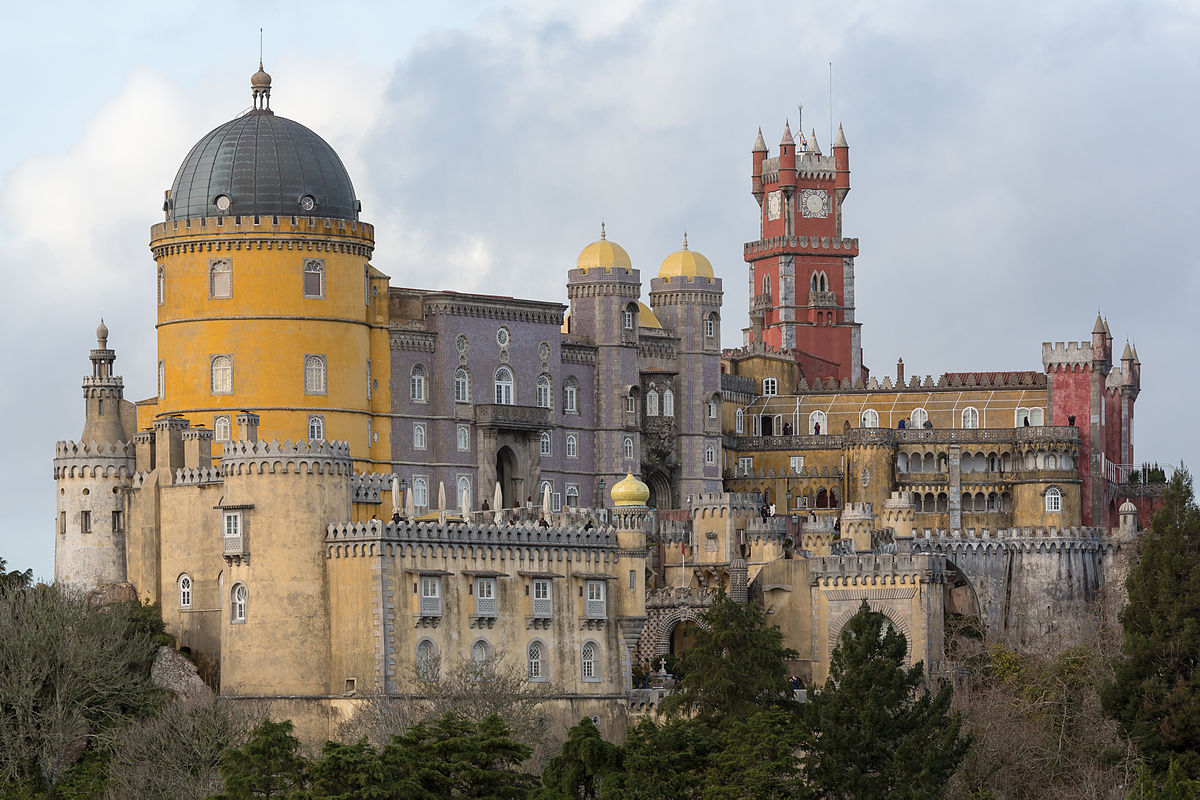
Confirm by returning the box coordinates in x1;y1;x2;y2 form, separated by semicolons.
744;116;864;384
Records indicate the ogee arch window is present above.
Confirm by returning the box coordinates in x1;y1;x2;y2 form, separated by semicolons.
305;355;327;394
210;356;233;394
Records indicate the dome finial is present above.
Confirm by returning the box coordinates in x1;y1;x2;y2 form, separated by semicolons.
600;220;606;240
96;317;108;346
251;34;273;114
682;231;688;250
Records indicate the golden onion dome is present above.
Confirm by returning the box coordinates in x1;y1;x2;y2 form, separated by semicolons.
658;234;714;279
610;473;650;506
576;223;632;272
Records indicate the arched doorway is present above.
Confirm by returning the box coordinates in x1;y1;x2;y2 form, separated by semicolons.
670;620;699;656
646;471;673;510
496;446;519;509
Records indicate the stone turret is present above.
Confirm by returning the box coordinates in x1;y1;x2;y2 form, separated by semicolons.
81;320;130;445
610;474;650;691
841;502;875;553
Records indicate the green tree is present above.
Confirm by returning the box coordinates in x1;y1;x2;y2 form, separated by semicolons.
659;594;797;722
801;601;969;799
701;708;803;800
597;718;716;800
1132;759;1200;800
1102;467;1200;779
213;719;307;799
0;585;164;795
0;556;32;594
303;739;389;800
382;713;534;799
531;717;620;800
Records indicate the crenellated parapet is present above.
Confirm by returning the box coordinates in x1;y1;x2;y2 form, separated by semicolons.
913;526;1118;556
809;551;947;587
351;471;396;505
53;440;135;479
221;439;353;476
1042;341;1093;372
174;466;223;486
325;519;619;562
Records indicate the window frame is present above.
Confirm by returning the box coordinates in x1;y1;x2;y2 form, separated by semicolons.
494;367;514;405
911;408;928;428
179;574;192;609
454;368;470;404
662;388;674;417
962;407;980;429
214;414;232;442
209;257;232;299
705;444;715;465
302;258;325;299
539;431;551;456
809;410;827;435
413;476;429;508
528;639;547;682
457;425;470;452
623;436;634;460
565;484;580;507
457;475;471;511
231;583;247;624
307;414;325;442
413;422;427;451
1044;486;1062;513
210;354;233;395
762;377;778;397
416;638;439;682
536;374;552;409
410;364;427;403
304;354;327;395
581;640;600;682
566;433;578;459
862;409;879;428
564;379;579;414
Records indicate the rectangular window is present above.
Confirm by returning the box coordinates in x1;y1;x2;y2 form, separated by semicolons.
552;492;561;512
585;580;606;618
112;510;124;533
790;456;805;473
209;257;232;298
762;377;778;396
80;510;91;534
366;360;372;400
566;484;579;507
303;258;325;298
59;511;66;535
420;576;442;616
224;511;240;538
564;384;578;413
532;579;552;617
475;578;497;617
738;457;754;476
626;396;636;413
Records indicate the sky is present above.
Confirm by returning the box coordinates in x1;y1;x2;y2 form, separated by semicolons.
2;0;1197;579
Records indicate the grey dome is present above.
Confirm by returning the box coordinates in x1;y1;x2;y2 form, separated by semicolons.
167;112;359;221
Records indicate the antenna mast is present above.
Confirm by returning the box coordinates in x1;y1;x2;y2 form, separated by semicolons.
829;62;834;147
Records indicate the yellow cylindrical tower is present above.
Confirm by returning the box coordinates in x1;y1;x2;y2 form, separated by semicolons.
141;68;390;471
610;473;650;692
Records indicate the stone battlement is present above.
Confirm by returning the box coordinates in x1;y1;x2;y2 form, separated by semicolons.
1042;341;1093;370
351;471;395;504
809;551;947;585
325;519;619;558
54;440;135;479
221;439;354;476
174;466;223;486
150;214;374;244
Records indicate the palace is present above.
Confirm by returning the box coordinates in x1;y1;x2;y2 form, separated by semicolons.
53;66;1150;742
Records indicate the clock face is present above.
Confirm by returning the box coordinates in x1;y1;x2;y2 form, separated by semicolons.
767;191;782;220
801;189;829;218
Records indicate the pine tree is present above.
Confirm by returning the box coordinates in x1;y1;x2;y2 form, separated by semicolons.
1102;467;1200;779
658;594;797;722
214;719;307;799
801;601;969;799
532;717;620;800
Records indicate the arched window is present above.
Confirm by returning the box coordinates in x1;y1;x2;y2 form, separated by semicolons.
539;480;553;507
157;266;165;305
457;425;470;452
179;575;192;609
454;368;470;403
820;272;828;292
413;423;426;450
365;265;372;306
536;375;551;408
646;389;659;417
416;639;439;682
809;410;827;435
566;485;580;507
158;360;165;401
209;258;232;298
762;378;778;397
862;409;879;428
494;367;514;405
410;364;427;402
1015;408;1030;427
458;476;471;511
897;453;909;472
307;414;325;441
210;355;232;394
540;431;551;456
413;477;428;508
705;444;716;465
528;640;547;681
214;415;231;442
961;407;979;429
705;313;717;339
623;437;634;460
581;641;600;681
663;388;675;417
303;258;324;298
1030;408;1045;426
735;408;744;434
911;408;928;428
811;272;819;291
708;397;719;419
762;274;771;298
471;639;493;669
305;355;326;394
231;583;247;623
563;378;579;413
623;305;636;330
566;434;578;458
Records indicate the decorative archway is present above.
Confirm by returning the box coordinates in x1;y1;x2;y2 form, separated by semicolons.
646;471;673;510
495;446;519;509
828;602;913;665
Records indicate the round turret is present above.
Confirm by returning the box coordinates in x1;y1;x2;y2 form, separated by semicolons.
610;473;650;507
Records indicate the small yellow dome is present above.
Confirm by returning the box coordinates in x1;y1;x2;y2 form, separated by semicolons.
659;240;714;279
577;224;632;272
610;473;650;506
637;302;663;329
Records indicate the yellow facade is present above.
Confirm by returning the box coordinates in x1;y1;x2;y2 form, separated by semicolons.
140;216;391;472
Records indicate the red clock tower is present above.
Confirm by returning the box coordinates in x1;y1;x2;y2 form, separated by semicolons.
744;121;865;384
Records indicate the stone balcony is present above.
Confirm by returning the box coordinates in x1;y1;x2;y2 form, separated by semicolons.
474;403;552;431
808;290;837;307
